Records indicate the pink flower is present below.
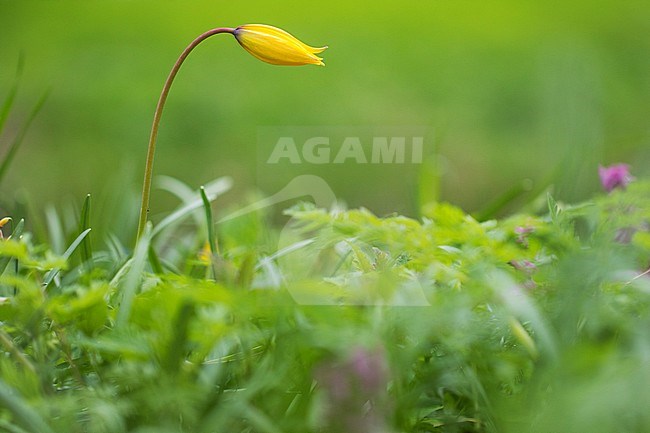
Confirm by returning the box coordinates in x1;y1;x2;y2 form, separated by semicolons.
315;346;392;433
599;164;634;192
514;226;534;247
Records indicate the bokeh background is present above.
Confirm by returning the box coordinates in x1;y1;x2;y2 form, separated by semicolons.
1;0;649;223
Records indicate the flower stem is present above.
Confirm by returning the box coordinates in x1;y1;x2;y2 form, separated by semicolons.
137;27;235;242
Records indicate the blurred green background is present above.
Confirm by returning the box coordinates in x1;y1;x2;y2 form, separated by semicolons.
1;0;649;221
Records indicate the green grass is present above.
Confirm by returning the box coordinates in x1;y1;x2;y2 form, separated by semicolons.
1;174;649;432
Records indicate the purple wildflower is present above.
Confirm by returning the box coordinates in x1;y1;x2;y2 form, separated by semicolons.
315;346;392;433
599;164;634;192
514;226;534;247
510;260;537;272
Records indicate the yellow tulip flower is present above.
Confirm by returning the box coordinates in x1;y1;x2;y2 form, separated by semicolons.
137;24;327;239
234;24;327;66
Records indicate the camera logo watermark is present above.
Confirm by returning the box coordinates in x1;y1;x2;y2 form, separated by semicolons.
266;136;424;164
256;127;431;216
249;126;433;306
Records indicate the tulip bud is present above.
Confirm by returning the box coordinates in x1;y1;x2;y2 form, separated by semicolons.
233;24;327;66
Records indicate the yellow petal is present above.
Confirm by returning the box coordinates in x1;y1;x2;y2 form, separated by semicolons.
234;24;327;66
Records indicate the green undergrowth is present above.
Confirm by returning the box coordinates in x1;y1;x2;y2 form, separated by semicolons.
1;180;650;433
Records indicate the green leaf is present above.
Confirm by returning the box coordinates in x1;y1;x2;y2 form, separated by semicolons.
474;178;534;221
78;193;93;271
236;252;256;288
0;219;24;275
200;185;218;256
547;192;560;222
0;89;49;186
148;244;164;275
9;218;24;240
0;380;55;433
0;55;24;135
115;223;151;327
151;177;231;238
43;228;91;289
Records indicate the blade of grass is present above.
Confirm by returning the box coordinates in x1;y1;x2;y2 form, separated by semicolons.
200;186;218;256
78;194;93;271
151;177;232;238
0;418;31;433
43;228;92;289
417;155;440;213
473;178;534;221
105;232;128;264
155;175;195;202
158;257;182;275
0;328;35;373
0;219;24;276
236;252;256;288
44;205;65;254
254;238;314;271
0;54;24;135
116;223;151;327
148;245;164;275
217;174;336;224
9;218;24;240
0;380;56;433
489;270;558;361
239;402;284;433
0;89;50;186
200;186;218;280
155;175;200;231
547;192;560;222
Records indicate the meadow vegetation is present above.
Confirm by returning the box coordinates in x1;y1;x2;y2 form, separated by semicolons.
1;2;649;431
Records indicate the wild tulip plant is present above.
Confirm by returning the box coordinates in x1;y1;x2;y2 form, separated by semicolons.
136;24;326;240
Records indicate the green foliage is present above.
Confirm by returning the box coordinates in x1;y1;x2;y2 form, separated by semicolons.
0;181;649;432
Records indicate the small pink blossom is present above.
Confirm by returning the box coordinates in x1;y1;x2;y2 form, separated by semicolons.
599;164;634;192
510;260;537;272
514;226;534;247
514;226;534;235
315;346;392;433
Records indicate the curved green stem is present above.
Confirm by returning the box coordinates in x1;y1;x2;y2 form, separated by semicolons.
137;27;235;242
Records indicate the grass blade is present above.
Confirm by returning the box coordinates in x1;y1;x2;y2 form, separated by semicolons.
0;418;31;433
236;252;256;288
200;186;218;256
0;219;24;276
148;244;164;275
155;175;195;202
254;238;314;271
0;54;24;135
547;192;560;222
44;205;65;254
78;194;93;270
105;232;128;265
473;178;534;221
151;177;232;238
0;89;50;186
0;380;56;433
43;228;92;289
200;186;218;280
489;270;558;361
9;218;24;240
116;223;151;327
0;328;35;373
